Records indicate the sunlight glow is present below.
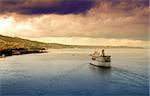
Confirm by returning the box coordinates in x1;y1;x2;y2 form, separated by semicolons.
27;37;148;47
0;17;13;28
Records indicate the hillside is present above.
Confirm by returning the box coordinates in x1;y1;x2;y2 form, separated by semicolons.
0;35;72;51
0;35;74;57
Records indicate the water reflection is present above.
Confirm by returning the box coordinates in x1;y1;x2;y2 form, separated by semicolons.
0;57;7;61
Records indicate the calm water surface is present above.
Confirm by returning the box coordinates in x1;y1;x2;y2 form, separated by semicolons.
0;48;149;96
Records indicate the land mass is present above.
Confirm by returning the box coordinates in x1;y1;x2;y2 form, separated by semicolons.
0;35;143;57
0;35;72;57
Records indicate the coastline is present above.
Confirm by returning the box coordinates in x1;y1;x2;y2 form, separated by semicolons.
0;47;146;58
0;47;47;58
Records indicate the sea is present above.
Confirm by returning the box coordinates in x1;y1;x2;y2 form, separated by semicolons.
0;48;149;96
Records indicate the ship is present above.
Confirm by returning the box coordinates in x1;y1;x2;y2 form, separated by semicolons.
90;50;111;68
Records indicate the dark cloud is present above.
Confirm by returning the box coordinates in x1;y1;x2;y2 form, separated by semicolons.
0;0;96;15
0;0;149;41
0;0;149;15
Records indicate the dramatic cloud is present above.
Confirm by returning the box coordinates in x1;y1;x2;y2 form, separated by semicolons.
0;0;148;15
0;0;149;46
0;0;96;15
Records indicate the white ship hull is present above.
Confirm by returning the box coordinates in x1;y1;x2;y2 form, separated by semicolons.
90;56;111;68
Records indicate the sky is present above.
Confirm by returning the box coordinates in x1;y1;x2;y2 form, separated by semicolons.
0;0;149;47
